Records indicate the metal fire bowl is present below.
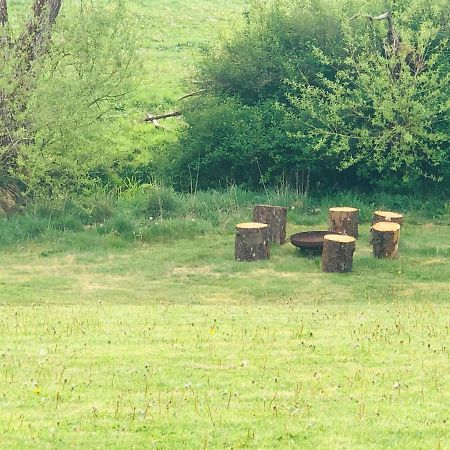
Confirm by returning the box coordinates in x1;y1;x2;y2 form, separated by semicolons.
290;231;332;250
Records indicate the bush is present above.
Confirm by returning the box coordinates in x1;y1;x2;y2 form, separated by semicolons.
171;0;449;193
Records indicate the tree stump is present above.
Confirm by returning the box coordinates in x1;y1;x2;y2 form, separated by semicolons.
372;210;403;226
322;234;356;273
372;222;401;258
235;222;270;261
252;205;287;244
329;207;359;238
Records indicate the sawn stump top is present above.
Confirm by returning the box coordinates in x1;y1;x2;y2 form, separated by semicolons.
372;222;401;232
374;211;403;219
329;207;359;213
236;222;268;229
254;204;286;210
324;234;356;243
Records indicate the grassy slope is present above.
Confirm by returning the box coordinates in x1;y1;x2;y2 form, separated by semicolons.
0;223;449;449
118;0;249;160
2;1;450;448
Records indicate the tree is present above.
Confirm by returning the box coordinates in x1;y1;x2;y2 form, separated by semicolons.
1;0;62;182
1;1;139;201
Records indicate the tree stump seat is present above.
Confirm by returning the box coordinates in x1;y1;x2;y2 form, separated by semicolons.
372;222;401;258
329;207;359;238
372;210;404;226
253;205;287;244
322;234;356;273
235;222;270;261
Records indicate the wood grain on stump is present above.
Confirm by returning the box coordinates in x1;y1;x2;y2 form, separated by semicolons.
253;204;287;244
372;222;401;259
329;207;359;238
235;222;270;261
372;210;403;226
322;234;356;273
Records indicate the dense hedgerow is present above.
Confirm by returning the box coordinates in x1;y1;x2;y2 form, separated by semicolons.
167;0;449;192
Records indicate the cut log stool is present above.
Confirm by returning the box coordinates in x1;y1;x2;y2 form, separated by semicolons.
372;210;403;226
372;222;401;258
329;207;359;238
235;222;270;261
322;234;356;273
253;205;287;244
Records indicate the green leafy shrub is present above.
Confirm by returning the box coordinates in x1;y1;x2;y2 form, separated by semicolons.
173;0;449;193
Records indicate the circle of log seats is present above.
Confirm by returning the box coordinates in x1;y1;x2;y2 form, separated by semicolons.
252;205;288;244
372;222;401;259
328;207;359;238
235;222;270;261
322;234;356;273
372;210;403;226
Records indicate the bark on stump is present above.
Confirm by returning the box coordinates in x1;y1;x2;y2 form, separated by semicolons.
322;234;356;272
329;207;359;238
235;222;270;262
322;234;356;273
372;210;403;226
252;205;287;244
372;222;401;259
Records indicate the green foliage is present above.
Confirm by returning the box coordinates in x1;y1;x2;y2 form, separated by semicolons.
1;0;140;198
288;0;450;186
175;0;450;192
144;184;184;218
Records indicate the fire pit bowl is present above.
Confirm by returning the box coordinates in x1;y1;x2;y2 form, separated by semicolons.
290;231;336;251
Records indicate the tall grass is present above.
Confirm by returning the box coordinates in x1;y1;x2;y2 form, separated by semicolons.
0;184;448;249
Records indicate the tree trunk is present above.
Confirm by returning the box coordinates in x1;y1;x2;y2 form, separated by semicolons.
0;0;63;191
0;0;8;26
329;207;359;238
372;222;401;258
252;205;287;244
372;210;403;226
235;222;270;261
322;234;356;273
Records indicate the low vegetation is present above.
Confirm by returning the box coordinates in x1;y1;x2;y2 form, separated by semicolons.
0;186;448;250
0;219;449;448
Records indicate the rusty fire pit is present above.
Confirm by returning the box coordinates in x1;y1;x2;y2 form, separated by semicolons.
290;231;336;251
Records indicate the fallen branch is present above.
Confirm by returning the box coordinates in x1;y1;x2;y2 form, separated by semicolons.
145;111;182;121
145;110;182;128
178;89;206;101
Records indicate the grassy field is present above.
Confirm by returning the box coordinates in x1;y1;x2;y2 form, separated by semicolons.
2;1;449;448
0;219;449;449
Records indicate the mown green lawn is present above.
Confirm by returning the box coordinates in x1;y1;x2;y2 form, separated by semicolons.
0;222;449;449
